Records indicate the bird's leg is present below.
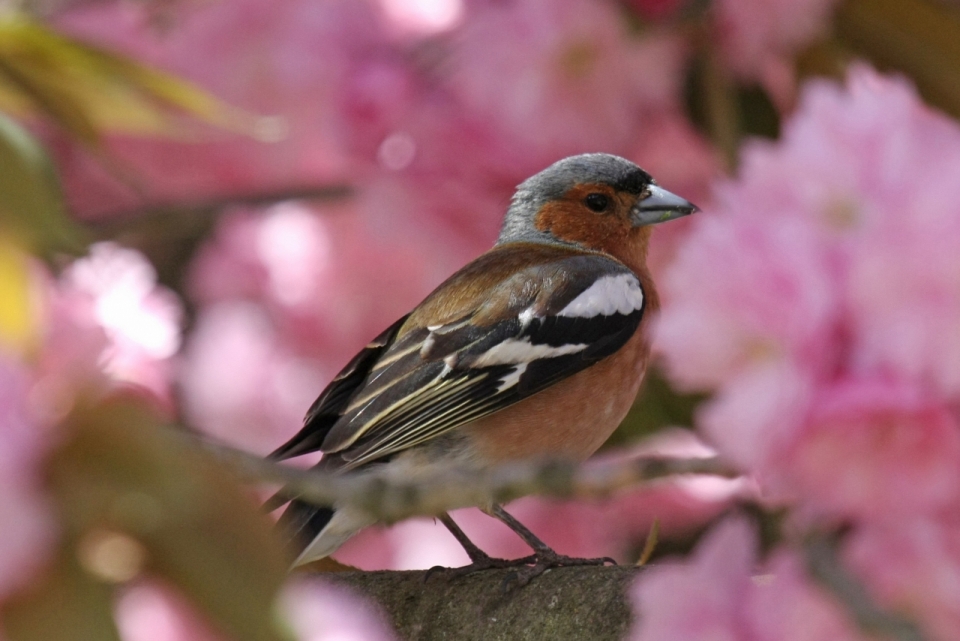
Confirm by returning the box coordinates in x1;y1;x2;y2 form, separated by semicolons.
487;504;616;587
439;513;495;564
425;513;534;581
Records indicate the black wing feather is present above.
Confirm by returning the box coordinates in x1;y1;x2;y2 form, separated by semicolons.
268;314;409;461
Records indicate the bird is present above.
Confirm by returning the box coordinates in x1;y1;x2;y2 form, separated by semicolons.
267;153;697;583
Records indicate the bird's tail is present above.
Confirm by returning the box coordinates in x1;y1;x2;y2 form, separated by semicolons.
275;499;336;564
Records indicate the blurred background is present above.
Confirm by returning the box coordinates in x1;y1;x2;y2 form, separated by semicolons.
3;0;960;640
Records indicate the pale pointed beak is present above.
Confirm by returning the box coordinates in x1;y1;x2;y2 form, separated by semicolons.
630;184;699;227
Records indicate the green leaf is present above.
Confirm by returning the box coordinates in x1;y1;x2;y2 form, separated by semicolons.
0;111;85;256
0;14;260;141
34;397;290;641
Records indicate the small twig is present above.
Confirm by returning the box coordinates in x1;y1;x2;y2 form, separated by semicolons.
701;46;740;171
804;533;927;641
191;434;738;523
636;519;660;566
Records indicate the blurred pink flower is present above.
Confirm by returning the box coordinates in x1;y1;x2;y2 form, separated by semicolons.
657;214;836;392
631;517;756;641
713;0;838;80
727;66;960;251
658;65;960;477
179;301;327;454
623;0;685;21
744;551;864;641
697;360;815;473
1;244;180;608
377;0;464;37
190;202;437;359
778;377;960;521
182;201;444;452
115;578;397;641
279;579;397;641
52;0;390;216
630;517;863;641
115;582;227;641
845;516;960;641
42;242;183;404
447;0;687;174
655;213;835;470
0;356;56;603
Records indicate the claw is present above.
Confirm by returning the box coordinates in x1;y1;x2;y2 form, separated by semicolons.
426;553;538;583
505;551;617;588
424;565;448;582
501;571;520;594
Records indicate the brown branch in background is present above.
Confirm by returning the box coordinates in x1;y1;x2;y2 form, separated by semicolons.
701;47;740;171
804;533;927;641
191;433;738;522
79;183;354;295
87;183;354;237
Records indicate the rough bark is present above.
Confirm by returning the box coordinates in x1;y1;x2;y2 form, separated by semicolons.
325;565;641;641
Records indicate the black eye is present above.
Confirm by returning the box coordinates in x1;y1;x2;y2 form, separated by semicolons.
584;193;610;212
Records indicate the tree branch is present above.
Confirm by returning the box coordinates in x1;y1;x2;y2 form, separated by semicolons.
85;183;353;238
192;433;738;522
324;565;641;641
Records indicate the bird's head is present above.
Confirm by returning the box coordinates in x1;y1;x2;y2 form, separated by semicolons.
499;153;697;263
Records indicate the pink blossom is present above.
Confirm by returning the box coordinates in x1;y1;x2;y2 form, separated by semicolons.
727;67;960;249
713;0;839;79
630;518;863;641
834;76;960;397
115;582;227;641
178;301;327;454
377;0;464;37
0;355;56;602
189;202;437;360
115;578;397;641
658;65;960;475
181;201;442;452
446;0;687;174
42;243;183;404
778;377;960;521
744;552;864;641
845;516;960;641
279;579;397;641
657;214;836;392
623;0;685;22
631;517;756;641
655;212;835;469
52;0;386;216
696;360;815;474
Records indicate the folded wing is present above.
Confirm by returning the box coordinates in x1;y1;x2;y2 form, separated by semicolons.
271;247;647;472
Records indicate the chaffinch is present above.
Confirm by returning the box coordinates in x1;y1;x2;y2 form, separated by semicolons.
269;153;697;582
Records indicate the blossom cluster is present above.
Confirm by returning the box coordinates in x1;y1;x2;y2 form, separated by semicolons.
643;65;960;641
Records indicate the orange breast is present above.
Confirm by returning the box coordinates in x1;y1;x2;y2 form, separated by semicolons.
460;325;651;463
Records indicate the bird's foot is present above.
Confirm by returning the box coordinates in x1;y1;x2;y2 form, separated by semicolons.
425;551;537;582
501;550;617;589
